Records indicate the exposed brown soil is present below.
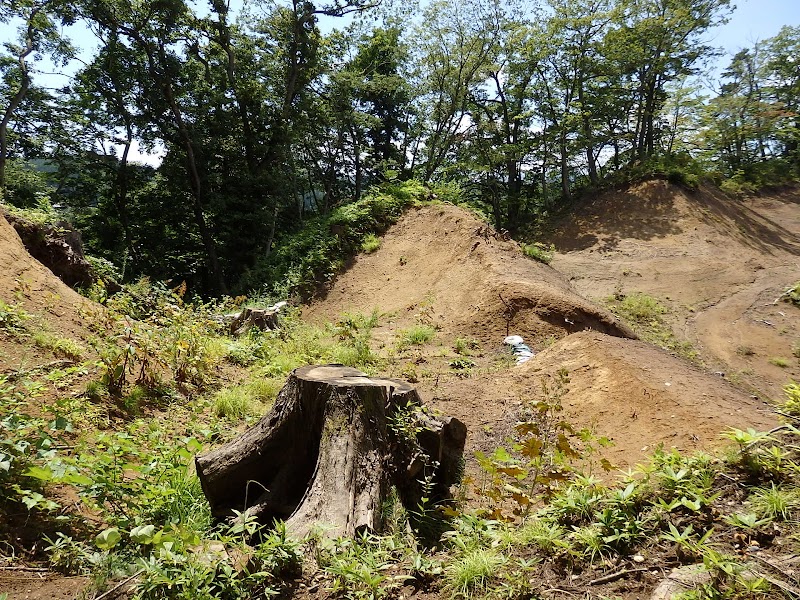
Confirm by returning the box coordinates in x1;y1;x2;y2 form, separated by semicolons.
549;179;800;402
0;213;101;375
0;573;88;600
305;198;778;469
304;204;633;349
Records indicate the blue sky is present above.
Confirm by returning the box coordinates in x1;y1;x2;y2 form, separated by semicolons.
711;0;800;56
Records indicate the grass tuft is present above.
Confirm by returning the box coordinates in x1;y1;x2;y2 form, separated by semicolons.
444;549;505;599
361;233;382;254
398;325;436;349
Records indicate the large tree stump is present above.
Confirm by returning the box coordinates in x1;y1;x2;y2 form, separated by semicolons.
195;365;466;539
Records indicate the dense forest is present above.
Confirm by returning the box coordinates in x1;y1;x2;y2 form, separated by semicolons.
1;0;798;295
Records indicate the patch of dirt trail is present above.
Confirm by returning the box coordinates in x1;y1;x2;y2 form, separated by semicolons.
304;200;776;469
549;179;800;402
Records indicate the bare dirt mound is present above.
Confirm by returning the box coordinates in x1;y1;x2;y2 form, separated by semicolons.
0;212;98;373
304;203;633;348
420;330;774;468
305;201;775;468
549;179;800;402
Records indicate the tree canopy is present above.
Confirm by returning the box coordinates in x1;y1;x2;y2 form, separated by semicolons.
1;0;796;295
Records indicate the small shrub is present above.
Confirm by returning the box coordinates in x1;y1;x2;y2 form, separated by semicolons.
361;233;381;254
736;345;755;357
720;170;758;198
522;242;555;264
667;168;699;189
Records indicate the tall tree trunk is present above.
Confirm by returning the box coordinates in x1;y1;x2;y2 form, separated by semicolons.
0;17;37;190
560;132;571;202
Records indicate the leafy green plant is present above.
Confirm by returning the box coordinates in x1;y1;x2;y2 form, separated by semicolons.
783;381;800;415
769;356;789;368
0;299;30;333
449;357;475;371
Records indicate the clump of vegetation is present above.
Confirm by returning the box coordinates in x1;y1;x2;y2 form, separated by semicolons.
769;356;789;368
522;242;555;264
453;337;480;356
32;331;84;361
0;299;30;334
606;292;698;362
240;180;429;299
782;281;800;307
782;381;800;415
397;325;436;349
361;233;382;253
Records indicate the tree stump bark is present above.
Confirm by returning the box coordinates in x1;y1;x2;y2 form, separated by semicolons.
195;365;466;539
229;307;280;336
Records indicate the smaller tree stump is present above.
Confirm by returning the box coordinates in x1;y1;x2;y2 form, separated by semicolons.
229;307;280;336
195;365;466;539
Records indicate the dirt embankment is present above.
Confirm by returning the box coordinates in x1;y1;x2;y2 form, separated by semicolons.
549;179;800;402
304;204;633;348
304;199;777;468
0;212;99;373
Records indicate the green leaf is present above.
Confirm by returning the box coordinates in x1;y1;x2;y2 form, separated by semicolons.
63;472;93;486
130;524;156;544
95;527;121;550
23;466;54;481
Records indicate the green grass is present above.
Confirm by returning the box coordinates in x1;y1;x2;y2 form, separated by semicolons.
32;331;85;361
213;377;285;420
610;292;666;323
749;483;800;521
605;292;699;362
522;242;555;264
398;325;436;349
769;356;790;368
444;549;506;599
361;233;381;254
